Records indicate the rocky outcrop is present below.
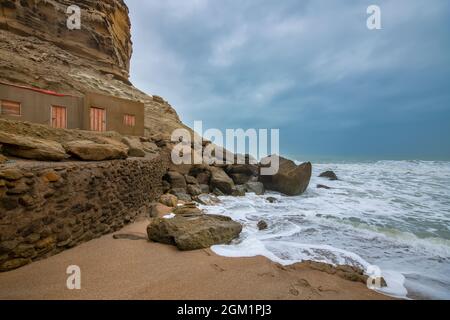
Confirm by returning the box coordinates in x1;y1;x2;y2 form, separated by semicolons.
64;140;128;161
319;171;338;181
147;214;242;251
260;156;312;196
0;131;67;161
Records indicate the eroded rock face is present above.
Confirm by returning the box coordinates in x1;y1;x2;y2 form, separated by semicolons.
0;0;132;82
260;156;312;196
0;131;67;161
147;214;242;251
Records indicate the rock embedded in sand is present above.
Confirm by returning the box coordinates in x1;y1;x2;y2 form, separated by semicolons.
259;156;312;196
317;184;331;190
64;140;128;161
147;214;242;251
319;171;338;181
0;131;68;161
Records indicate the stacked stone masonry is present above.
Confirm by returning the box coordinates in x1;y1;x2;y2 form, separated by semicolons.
0;156;168;272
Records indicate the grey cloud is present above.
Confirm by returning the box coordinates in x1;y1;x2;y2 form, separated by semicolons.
126;0;450;160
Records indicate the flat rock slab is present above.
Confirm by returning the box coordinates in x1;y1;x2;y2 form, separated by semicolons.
64;140;128;161
0;131;67;161
113;234;147;241
147;214;242;251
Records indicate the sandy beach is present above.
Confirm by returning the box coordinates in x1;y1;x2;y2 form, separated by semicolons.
0;218;390;300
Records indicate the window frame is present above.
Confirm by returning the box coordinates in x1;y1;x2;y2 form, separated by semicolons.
123;114;136;127
1;99;22;116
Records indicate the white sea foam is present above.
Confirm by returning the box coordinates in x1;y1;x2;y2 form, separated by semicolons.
205;161;450;300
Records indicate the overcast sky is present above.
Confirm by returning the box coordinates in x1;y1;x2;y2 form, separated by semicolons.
126;0;450;161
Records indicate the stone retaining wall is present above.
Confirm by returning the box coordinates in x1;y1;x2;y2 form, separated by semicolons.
0;156;168;272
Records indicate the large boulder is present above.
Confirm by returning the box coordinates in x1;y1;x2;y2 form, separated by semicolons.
210;167;235;195
121;137;146;158
259;156;312;196
0;131;67;161
147;214;242;251
64;140;128;161
164;171;187;189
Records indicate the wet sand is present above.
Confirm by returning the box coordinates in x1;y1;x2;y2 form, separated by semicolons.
0;219;391;300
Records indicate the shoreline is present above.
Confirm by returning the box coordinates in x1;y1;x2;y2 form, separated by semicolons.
0;218;392;300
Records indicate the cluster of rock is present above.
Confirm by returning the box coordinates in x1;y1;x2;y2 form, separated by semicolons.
160;156;312;203
145;193;242;251
316;170;339;190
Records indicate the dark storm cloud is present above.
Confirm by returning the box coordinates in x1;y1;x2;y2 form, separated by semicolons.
126;0;450;160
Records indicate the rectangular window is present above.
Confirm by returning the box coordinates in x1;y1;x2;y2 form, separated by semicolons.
51;106;67;129
1;100;21;116
90;107;106;132
123;114;136;127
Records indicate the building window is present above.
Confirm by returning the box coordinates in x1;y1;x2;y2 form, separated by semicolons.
124;114;136;127
1;100;21;116
90;107;106;132
51;106;67;129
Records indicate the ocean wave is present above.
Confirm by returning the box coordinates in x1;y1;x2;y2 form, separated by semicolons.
203;160;450;299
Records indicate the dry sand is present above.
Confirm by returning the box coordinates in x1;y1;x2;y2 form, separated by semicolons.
0;219;391;300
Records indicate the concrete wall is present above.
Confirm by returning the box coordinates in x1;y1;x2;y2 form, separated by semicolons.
0;84;145;136
84;92;145;136
0;83;84;129
0;156;169;272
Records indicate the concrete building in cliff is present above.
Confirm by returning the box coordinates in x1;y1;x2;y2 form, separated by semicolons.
0;82;144;136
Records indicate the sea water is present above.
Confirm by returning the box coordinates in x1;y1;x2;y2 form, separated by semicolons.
203;161;450;300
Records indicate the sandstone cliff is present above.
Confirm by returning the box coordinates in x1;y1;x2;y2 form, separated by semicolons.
0;0;185;137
